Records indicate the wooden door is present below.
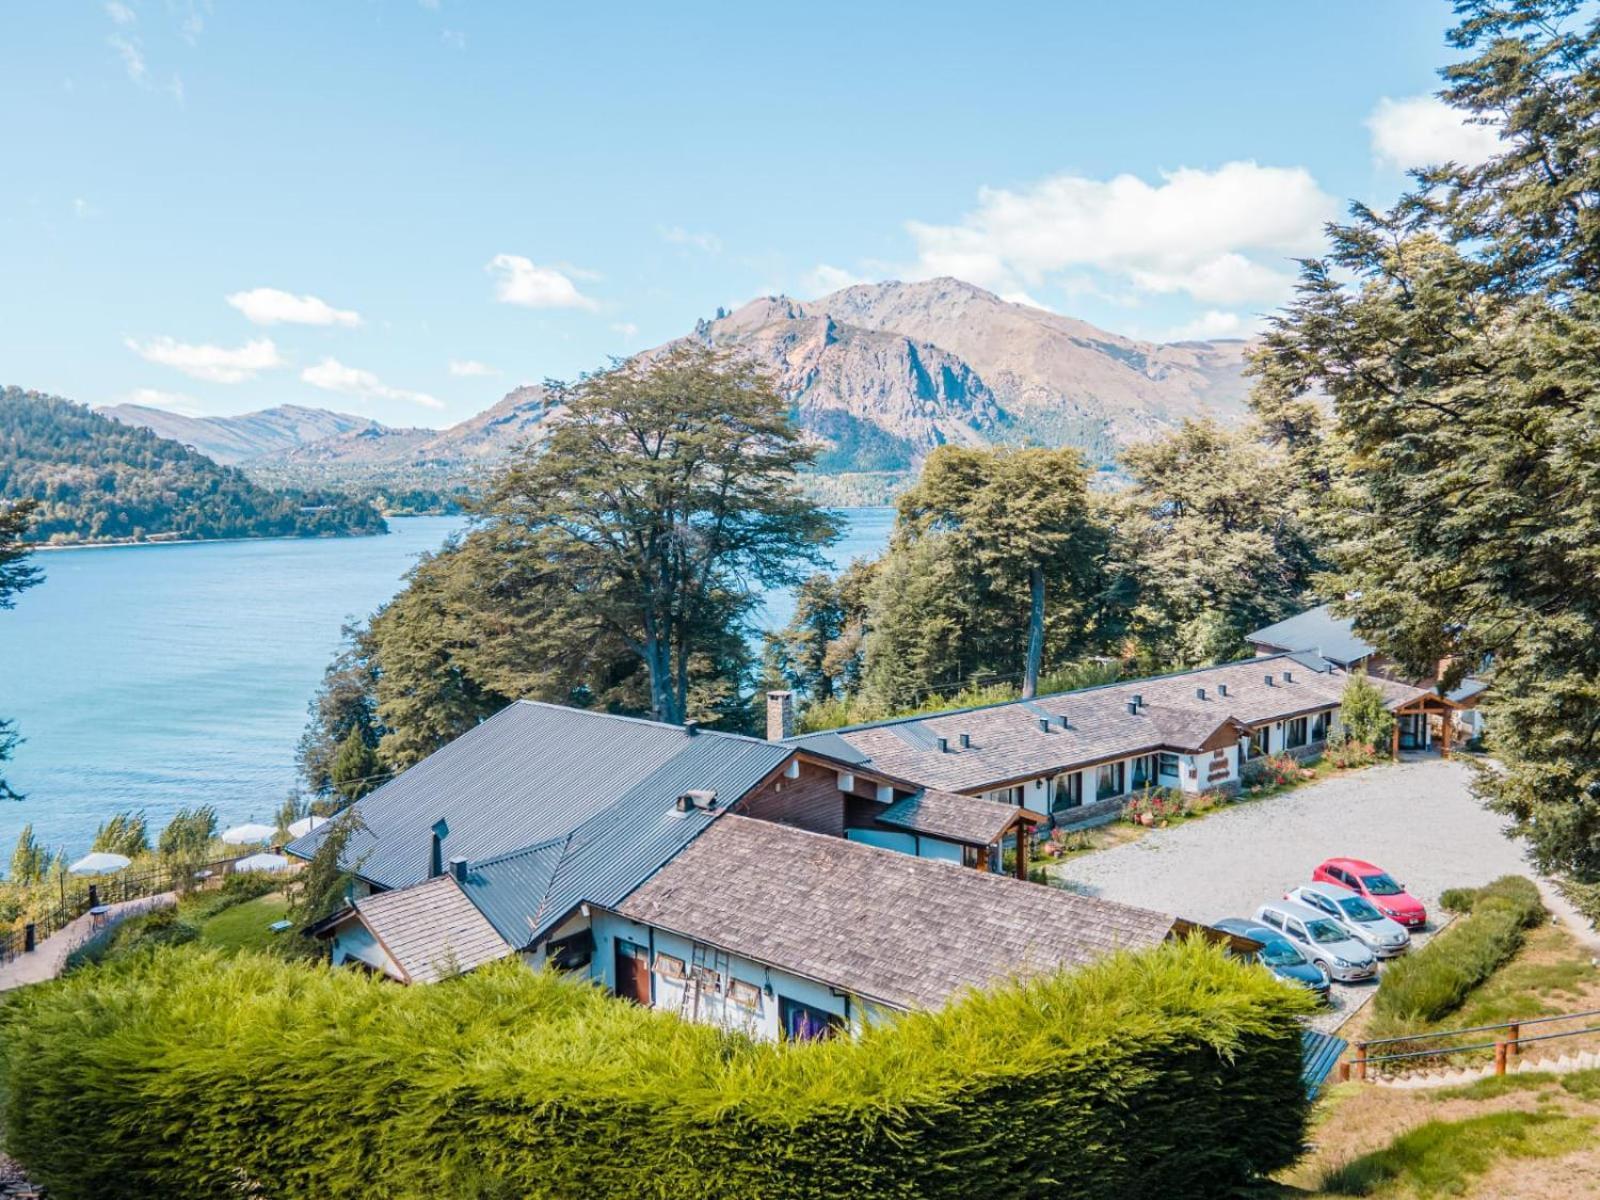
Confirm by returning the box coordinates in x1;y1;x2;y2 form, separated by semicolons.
614;940;651;1005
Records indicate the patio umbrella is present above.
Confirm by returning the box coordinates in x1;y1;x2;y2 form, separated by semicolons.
286;814;327;839
233;852;290;873
221;822;277;845
67;851;132;876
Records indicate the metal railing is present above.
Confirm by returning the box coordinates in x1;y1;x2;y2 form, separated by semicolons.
1343;1008;1600;1081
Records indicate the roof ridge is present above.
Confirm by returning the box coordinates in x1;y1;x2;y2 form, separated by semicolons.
512;698;778;748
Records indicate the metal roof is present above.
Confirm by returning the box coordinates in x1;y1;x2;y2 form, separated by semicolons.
1247;605;1375;666
284;701;789;898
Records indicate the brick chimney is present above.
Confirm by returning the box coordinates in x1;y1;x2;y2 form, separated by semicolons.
766;690;795;741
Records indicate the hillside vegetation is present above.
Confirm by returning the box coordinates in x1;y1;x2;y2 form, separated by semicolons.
0;388;386;545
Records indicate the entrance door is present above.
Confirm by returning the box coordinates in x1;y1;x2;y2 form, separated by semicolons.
614;940;651;1005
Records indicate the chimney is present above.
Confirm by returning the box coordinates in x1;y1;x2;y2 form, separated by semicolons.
1218;683;1229;698
430;819;449;879
936;736;949;753
449;856;468;884
683;719;700;737
1196;687;1207;700
1265;674;1276;687
766;690;794;741
959;732;972;749
675;790;718;813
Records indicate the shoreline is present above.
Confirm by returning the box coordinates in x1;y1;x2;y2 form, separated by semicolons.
29;526;398;553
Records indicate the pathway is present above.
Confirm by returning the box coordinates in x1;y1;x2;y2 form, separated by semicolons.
0;892;174;993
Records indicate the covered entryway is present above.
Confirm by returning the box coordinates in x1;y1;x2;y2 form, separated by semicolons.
1389;694;1466;760
614;939;651;1004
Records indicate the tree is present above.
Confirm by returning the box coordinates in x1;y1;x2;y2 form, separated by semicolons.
290;807;368;931
861;446;1114;709
158;806;217;861
763;560;876;704
1250;2;1600;877
9;824;45;885
481;345;837;725
0;499;41;801
91;811;149;858
330;726;381;802
1116;419;1321;669
1339;674;1396;752
296;622;382;800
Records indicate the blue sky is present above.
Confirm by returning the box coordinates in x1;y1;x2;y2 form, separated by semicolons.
2;2;1498;428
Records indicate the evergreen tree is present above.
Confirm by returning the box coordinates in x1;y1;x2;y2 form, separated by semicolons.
1251;1;1600;877
1339;674;1396;752
9;824;45;885
91;811;150;858
0;499;41;802
157;806;218;861
763;560;875;704
330;726;381;802
290;807;368;930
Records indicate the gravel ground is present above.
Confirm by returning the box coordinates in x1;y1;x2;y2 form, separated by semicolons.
1053;757;1532;1030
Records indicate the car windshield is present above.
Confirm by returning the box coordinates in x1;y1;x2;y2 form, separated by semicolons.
1338;896;1384;921
1362;873;1403;896
1259;942;1308;967
1306;919;1347;944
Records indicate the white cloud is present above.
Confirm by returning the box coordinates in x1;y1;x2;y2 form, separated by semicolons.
1159;310;1258;342
105;2;136;26
661;226;722;254
449;358;499;377
486;254;599;310
109;34;146;84
1367;95;1502;171
125;335;283;383
906;161;1336;308
122;387;202;415
301;358;443;410
226;287;362;328
999;290;1052;312
805;263;870;295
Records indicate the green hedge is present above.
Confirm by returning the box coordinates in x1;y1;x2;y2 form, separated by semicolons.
0;938;1313;1200
1374;876;1544;1026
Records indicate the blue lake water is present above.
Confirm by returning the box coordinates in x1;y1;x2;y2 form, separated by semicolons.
0;508;894;862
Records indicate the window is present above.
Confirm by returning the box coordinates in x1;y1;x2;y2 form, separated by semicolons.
727;979;762;1011
1000;785;1024;807
1130;755;1153;788
1095;760;1125;801
961;845;980;868
1285;717;1308;749
1311;711;1329;742
779;996;842;1042
1249;727;1270;758
1285;919;1308;942
652;953;686;981
1157;752;1181;782
1051;772;1083;813
1260;909;1284;930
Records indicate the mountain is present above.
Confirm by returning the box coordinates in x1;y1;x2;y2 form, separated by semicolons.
239;279;1255;499
0;389;387;545
97;403;380;465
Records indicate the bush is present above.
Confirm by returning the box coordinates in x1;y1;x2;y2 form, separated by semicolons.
1374;876;1544;1026
1438;887;1480;914
0;938;1313;1200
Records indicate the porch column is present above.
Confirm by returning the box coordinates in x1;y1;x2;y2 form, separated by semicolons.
1015;830;1029;881
1441;709;1453;760
1391;721;1400;760
975;846;989;873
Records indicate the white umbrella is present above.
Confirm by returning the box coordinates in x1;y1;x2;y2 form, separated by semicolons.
68;851;132;876
233;852;290;873
286;815;327;839
221;822;277;846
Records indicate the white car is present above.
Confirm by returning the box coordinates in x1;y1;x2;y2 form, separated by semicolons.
1253;899;1378;982
1286;882;1411;959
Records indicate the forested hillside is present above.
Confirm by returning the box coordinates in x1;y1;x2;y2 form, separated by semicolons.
0;389;387;545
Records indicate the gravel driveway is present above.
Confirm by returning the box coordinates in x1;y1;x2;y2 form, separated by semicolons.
1054;757;1532;1029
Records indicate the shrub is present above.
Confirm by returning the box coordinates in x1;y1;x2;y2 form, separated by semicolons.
1374;875;1544;1026
1121;785;1184;825
0;938;1313;1200
1438;887;1480;914
1325;729;1378;770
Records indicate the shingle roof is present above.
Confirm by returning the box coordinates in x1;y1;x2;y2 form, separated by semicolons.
352;875;513;984
788;655;1424;794
1247;605;1376;666
616;815;1177;1011
285;701;788;894
876;788;1028;846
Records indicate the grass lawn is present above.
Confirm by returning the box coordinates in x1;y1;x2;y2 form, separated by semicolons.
195;893;291;954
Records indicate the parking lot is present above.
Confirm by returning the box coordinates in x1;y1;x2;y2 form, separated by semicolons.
1054;758;1533;1028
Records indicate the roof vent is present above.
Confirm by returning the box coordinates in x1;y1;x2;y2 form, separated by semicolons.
683;720;700;736
1283;669;1294;683
1127;700;1139;715
674;789;718;813
1038;717;1052;732
936;736;949;753
959;732;971;749
1057;714;1071;729
1265;674;1276;687
1196;687;1207;701
1218;683;1229;698
448;856;468;884
1131;693;1144;708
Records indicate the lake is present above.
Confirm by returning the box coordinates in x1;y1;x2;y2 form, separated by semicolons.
0;508;894;862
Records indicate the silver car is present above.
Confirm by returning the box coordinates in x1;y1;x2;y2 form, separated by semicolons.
1253;899;1378;982
1287;882;1411;958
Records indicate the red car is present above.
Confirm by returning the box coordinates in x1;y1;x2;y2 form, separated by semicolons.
1312;858;1427;928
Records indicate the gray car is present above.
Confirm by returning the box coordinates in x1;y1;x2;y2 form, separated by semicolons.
1253;899;1378;982
1286;882;1411;958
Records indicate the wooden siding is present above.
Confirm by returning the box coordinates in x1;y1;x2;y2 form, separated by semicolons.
735;760;848;837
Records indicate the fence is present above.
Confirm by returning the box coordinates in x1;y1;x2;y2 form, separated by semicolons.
1341;1007;1600;1081
0;852;271;968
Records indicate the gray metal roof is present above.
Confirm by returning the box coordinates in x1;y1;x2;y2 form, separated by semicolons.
284;701;789;899
1247;605;1375;666
462;733;791;948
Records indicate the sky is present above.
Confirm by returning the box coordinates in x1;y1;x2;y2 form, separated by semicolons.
1;2;1504;429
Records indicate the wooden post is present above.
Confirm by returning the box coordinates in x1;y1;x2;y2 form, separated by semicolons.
1508;1023;1520;1057
1338;1061;1351;1084
975;846;989;873
1356;1042;1368;1081
1016;830;1029;881
1441;708;1452;760
1494;1040;1508;1076
1391;722;1400;760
